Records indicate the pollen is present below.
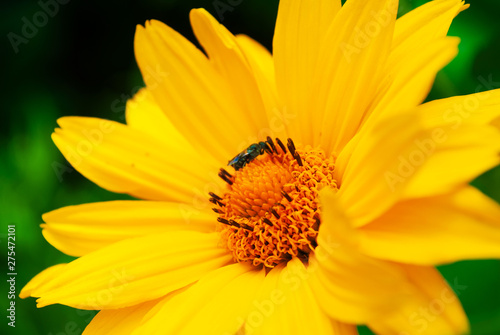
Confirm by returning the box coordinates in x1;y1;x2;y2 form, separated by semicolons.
211;138;337;268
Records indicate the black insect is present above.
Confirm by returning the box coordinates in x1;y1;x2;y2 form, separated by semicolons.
227;142;268;171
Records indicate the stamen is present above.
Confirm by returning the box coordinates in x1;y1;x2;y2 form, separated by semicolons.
220;168;233;179
287;138;296;156
218;168;233;185
212;138;337;268
293;152;303;166
217;217;230;225
264;142;273;155
230;219;253;231
266;136;276;153
275;138;287;154
209;192;222;201
262;218;273;226
281;190;293;202
209;198;225;207
270;208;280;219
240;222;254;231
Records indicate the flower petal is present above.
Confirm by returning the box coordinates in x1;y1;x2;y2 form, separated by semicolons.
311;0;397;154
20;264;66;299
273;0;341;145
393;0;467;59
27;231;231;309
132;263;264;335
336;88;500;226
368;36;459;121
125;88;204;159
82;298;162;335
235;34;281;123
367;265;468;335
335;111;423;226
311;188;468;335
246;258;357;335
53;117;221;203
134;20;258;162
310;188;414;324
359;186;500;265
367;0;468;118
402;90;500;198
190;8;271;146
41;201;217;257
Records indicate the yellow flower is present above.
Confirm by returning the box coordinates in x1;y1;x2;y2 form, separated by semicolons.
22;0;500;334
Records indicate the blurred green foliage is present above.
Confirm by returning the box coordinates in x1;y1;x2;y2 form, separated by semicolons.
1;0;499;334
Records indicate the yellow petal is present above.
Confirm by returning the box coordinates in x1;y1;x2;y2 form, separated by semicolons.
125;88;210;163
361;0;468;143
20;264;66;299
53;116;220;203
312;0;397;155
359;186;500;265
392;0;468;61
134;20;258;162
336;111;423;226
367;265;468;335
190;8;270;147
309;188;414;324
132;263;264;335
336;87;500;226
418;89;500;128
247;258;357;335
273;0;341;145
82;298;162;335
404;126;500;198
311;188;469;335
41;201;217;257
368;37;459;121
28;231;231;309
403;90;500;198
235;34;281;126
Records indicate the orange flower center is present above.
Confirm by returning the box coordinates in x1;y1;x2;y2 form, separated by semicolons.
210;138;337;268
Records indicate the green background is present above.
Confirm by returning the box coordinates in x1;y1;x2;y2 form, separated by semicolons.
1;0;499;334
